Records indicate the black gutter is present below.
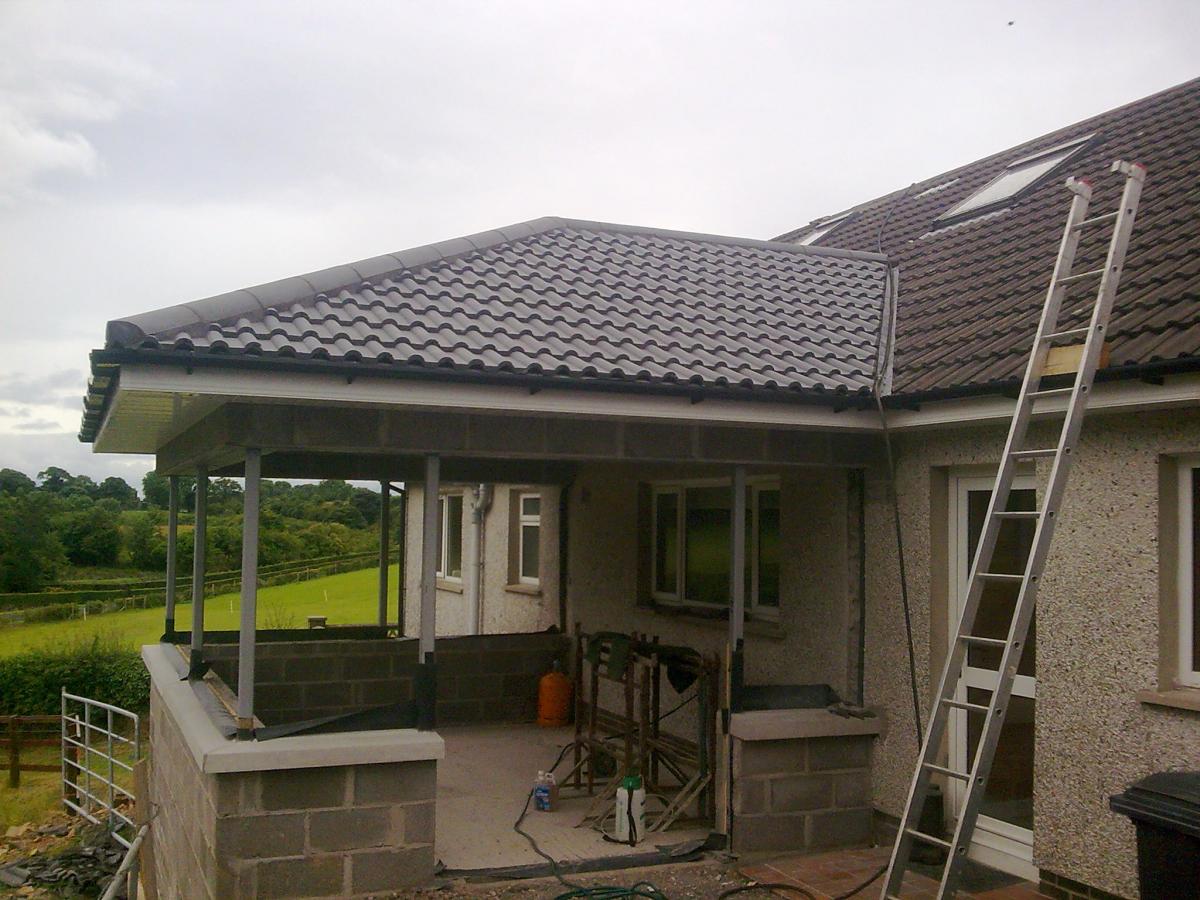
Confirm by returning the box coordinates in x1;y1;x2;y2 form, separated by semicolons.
882;355;1200;408
87;347;882;406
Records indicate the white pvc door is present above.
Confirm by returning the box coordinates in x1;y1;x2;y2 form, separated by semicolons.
948;475;1037;879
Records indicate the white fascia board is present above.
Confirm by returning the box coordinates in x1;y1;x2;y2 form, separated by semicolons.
115;364;882;432
885;373;1200;431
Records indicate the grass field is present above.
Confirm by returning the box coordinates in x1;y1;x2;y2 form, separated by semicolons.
0;564;397;658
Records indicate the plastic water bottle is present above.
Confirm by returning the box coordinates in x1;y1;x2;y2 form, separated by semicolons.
534;770;558;811
614;774;645;844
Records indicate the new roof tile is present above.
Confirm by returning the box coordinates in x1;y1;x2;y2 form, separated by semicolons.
99;219;891;402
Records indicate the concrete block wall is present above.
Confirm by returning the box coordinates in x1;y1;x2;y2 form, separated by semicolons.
149;685;438;898
204;631;569;726
730;734;874;853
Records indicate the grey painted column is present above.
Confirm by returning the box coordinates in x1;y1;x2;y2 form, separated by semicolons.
417;456;439;730
164;476;179;640
236;449;261;739
729;466;747;712
378;481;390;628
189;468;208;668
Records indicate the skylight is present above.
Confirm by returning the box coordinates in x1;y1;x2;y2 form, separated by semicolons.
798;212;852;246
937;134;1093;223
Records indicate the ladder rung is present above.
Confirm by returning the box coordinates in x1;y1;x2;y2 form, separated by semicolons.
1027;387;1074;400
904;828;951;850
978;571;1023;582
961;635;1007;647
1056;268;1105;285
992;510;1039;519
924;762;971;781
943;697;990;714
1070;211;1118;230
1011;448;1057;459
1042;326;1090;342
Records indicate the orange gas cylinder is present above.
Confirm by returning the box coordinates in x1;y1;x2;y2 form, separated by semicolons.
537;660;573;727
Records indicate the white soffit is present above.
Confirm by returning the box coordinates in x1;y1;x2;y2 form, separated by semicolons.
95;364;1200;455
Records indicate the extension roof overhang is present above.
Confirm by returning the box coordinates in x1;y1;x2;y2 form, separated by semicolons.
778;77;1200;398
81;219;892;443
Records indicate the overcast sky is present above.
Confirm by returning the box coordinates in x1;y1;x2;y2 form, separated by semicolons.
0;0;1196;488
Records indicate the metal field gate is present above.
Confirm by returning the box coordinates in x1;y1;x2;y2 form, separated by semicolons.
60;690;143;848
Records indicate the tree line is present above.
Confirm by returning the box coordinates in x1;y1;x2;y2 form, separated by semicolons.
0;467;392;593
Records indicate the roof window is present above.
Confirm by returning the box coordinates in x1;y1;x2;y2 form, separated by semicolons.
797;212;852;246
937;134;1093;224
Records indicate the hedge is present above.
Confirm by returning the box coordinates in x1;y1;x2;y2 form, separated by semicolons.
0;637;150;715
0;588;126;609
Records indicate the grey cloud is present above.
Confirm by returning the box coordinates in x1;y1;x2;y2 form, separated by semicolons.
0;369;85;403
13;418;65;432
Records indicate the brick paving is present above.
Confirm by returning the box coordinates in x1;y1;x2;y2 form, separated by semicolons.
740;845;1052;899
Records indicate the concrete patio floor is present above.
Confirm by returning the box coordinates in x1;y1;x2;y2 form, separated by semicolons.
436;723;712;872
740;846;1050;899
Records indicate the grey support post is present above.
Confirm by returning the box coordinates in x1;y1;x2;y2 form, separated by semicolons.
236;449;261;739
189;468;208;677
378;481;390;628
729;466;747;713
417;456;440;730
164;476;179;640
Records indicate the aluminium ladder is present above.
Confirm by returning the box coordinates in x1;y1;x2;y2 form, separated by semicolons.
882;159;1147;899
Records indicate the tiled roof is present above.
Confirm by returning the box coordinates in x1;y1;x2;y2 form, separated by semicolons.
101;219;890;393
778;77;1200;396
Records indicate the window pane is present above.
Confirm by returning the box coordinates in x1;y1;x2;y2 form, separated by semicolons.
967;488;1036;676
654;492;679;595
685;486;730;605
436;497;445;574
445;495;463;578
1192;469;1200;672
945;150;1074;218
757;489;781;607
521;523;540;579
966;688;1034;831
521;495;541;518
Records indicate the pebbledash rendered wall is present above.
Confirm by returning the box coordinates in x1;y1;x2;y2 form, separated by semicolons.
403;484;561;637
148;680;438;898
863;406;1200;896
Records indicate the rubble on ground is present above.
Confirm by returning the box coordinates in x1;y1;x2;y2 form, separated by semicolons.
0;813;127;898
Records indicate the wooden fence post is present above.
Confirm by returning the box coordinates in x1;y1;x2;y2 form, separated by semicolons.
8;717;19;789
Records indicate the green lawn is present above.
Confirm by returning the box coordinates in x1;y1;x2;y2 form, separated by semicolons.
0;564;397;658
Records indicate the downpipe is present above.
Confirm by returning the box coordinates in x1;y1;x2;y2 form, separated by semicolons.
466;484;493;635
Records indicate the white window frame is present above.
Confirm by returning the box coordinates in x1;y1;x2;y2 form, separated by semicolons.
798;212;851;246
937;134;1093;225
649;476;781;619
1175;458;1200;688
436;492;464;582
517;491;541;586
